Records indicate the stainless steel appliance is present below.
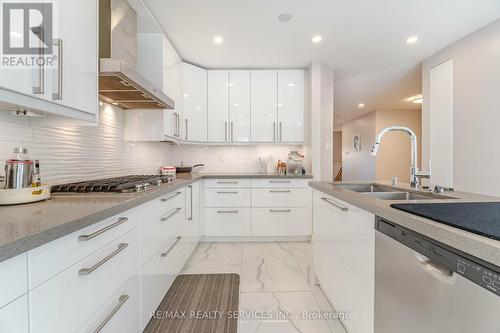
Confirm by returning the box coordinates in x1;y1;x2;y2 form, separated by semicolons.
98;0;175;110
4;148;34;189
51;175;176;194
375;218;500;333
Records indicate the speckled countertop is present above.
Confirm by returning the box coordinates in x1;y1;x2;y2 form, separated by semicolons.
0;173;312;262
309;181;500;267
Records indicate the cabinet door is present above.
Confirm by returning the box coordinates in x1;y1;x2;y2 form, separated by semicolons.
0;295;29;333
182;63;207;142
312;191;375;333
207;70;229;142
278;70;305;142
251;70;277;142
48;0;98;115
229;70;251;142
0;2;46;97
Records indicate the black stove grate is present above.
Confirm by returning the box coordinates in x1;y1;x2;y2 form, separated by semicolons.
51;175;175;193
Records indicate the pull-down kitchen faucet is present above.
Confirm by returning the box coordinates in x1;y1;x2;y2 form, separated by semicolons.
371;126;431;189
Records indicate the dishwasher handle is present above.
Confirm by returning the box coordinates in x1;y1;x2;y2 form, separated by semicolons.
415;252;455;283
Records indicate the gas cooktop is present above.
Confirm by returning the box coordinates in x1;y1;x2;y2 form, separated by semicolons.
51;175;176;193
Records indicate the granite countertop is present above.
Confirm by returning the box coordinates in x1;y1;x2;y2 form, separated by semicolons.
0;173;312;262
309;181;500;267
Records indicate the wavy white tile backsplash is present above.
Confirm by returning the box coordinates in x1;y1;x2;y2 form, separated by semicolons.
0;104;305;184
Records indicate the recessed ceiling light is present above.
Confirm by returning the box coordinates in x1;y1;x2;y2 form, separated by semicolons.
288;83;295;87
312;35;323;44
406;36;419;44
99;101;103;106
406;94;423;103
278;13;293;22
213;36;223;45
358;103;365;108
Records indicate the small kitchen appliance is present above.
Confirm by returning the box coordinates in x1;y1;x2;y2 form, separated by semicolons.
286;151;304;175
0;148;50;205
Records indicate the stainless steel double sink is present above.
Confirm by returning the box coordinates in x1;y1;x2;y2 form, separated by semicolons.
333;183;456;201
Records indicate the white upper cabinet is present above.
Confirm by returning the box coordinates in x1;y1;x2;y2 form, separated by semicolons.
182;63;207;142
251;70;278;142
277;70;305;143
208;70;251;143
229;70;251;142
0;0;98;122
208;70;229;142
49;0;98;115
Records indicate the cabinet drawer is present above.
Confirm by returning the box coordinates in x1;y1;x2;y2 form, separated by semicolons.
251;208;312;236
140;236;185;329
80;276;140;333
205;188;251;207
205;208;251;236
29;227;140;333
252;188;310;207
204;179;251;188
28;207;140;289
0;294;28;333
142;188;185;221
141;206;186;265
0;253;27;308
251;178;309;188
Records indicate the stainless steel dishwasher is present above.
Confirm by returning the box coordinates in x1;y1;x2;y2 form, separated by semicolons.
375;217;500;333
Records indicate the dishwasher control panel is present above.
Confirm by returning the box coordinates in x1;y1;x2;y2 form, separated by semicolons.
456;258;500;295
376;217;500;297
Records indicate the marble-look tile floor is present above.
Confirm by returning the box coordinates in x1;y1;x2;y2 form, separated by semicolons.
182;242;347;333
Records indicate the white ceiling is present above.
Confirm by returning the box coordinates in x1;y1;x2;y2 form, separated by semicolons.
144;0;500;120
335;62;422;125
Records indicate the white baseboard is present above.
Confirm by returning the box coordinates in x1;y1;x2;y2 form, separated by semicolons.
200;236;312;243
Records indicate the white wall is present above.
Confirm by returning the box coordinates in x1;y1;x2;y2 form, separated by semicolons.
308;63;334;181
341;112;376;181
422;19;500;196
0;105;304;185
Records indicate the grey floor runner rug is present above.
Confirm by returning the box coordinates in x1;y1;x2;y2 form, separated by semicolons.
144;274;240;333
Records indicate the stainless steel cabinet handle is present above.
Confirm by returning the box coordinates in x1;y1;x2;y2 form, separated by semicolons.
269;190;291;193
217;210;238;214
52;39;63;100
225;122;228;142
273;121;276;142
161;207;181;222
279;122;283;142
78;217;128;241
93;295;129;333
321;197;348;212
79;243;128;276
161;191;182;202
161;236;182;257
231;121;234;142
188;185;193;221
269;180;291;183
216;181;238;184
270;209;291;213
33;33;44;94
217;191;239;194
185;118;188;140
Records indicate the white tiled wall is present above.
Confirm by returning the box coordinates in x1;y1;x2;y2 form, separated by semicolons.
0;105;305;184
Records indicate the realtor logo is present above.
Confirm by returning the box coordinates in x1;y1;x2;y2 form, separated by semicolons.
2;2;53;55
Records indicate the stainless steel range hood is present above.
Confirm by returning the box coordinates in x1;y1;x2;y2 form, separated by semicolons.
98;0;175;110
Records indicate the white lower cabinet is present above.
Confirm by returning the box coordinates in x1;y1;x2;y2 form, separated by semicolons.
252;208;311;236
205;208;251;236
312;190;375;333
0;253;27;308
204;178;312;237
0;295;29;333
81;276;140;333
29;227;140;333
